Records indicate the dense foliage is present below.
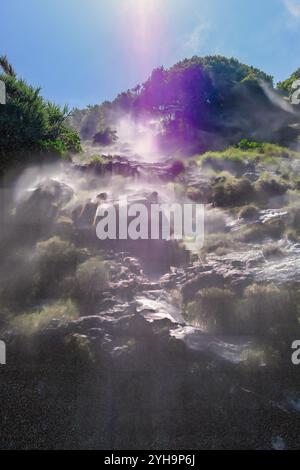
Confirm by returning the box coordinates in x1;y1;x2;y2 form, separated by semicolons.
0;56;81;174
69;55;299;152
277;67;300;95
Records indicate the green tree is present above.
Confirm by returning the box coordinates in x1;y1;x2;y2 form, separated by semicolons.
277;68;300;96
0;56;81;173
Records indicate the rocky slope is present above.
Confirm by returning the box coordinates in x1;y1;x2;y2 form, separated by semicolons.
0;137;300;450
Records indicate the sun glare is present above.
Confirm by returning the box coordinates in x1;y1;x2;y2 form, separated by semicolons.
119;0;167;74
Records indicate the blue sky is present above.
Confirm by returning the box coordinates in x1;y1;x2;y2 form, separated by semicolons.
1;0;300;108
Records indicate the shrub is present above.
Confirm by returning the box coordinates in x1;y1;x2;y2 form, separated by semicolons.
200;149;246;175
200;233;237;255
75;257;108;307
254;177;288;201
10;299;79;336
211;176;254;207
35;236;79;298
89;154;109;165
236;139;263;151
187;185;211;202
238;205;259;221
65;333;95;364
36;236;78;273
240;284;296;337
285;228;300;243
262;244;285;260
0;67;81;172
237;218;284;242
185;288;236;334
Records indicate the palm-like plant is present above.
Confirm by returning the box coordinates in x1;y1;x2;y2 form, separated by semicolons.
0;55;16;78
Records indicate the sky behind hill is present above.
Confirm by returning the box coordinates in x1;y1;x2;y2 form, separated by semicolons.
1;0;300;108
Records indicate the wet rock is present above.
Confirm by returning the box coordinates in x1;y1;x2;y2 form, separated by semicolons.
110;345;131;359
114;314;153;338
123;256;143;275
72;200;98;227
68;315;105;332
15;179;74;239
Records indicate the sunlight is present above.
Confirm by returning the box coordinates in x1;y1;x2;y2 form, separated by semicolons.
119;0;167;74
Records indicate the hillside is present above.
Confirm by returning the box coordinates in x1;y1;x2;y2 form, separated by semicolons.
1;54;300;450
69;56;300;154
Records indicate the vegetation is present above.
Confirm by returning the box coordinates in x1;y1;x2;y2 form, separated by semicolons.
277;67;300;96
238;205;259;221
200;149;246;175
36;236;79;289
254;176;288;201
195;141;297;172
1;53;300;449
236;219;285;242
0;55;81;173
185;288;236;334
184;282;298;343
211;175;254;206
262;244;285;260
241;283;297;338
69;56;300;152
10;299;79;336
75;257;108;307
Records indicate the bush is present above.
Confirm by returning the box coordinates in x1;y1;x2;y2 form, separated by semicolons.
236;218;284;242
240;284;296;337
187;185;211;202
10;299;79;336
211;176;254;207
238;205;259;221
262;244;285;260
75;257;108;307
0;59;81;173
184;282;299;343
236;139;263;151
254;177;288;201
185;288;236;334
37;236;78;273
65;333;95;364
35;236;79;298
88;155;109;165
285;228;300;242
200;149;246;175
200;233;237;255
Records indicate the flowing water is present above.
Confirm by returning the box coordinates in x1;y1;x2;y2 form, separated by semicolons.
2;122;300;450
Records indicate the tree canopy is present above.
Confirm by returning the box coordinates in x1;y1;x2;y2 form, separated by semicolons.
0;56;81;174
70;55;298;153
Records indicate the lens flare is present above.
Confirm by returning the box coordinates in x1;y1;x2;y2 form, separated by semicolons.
119;0;167;75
